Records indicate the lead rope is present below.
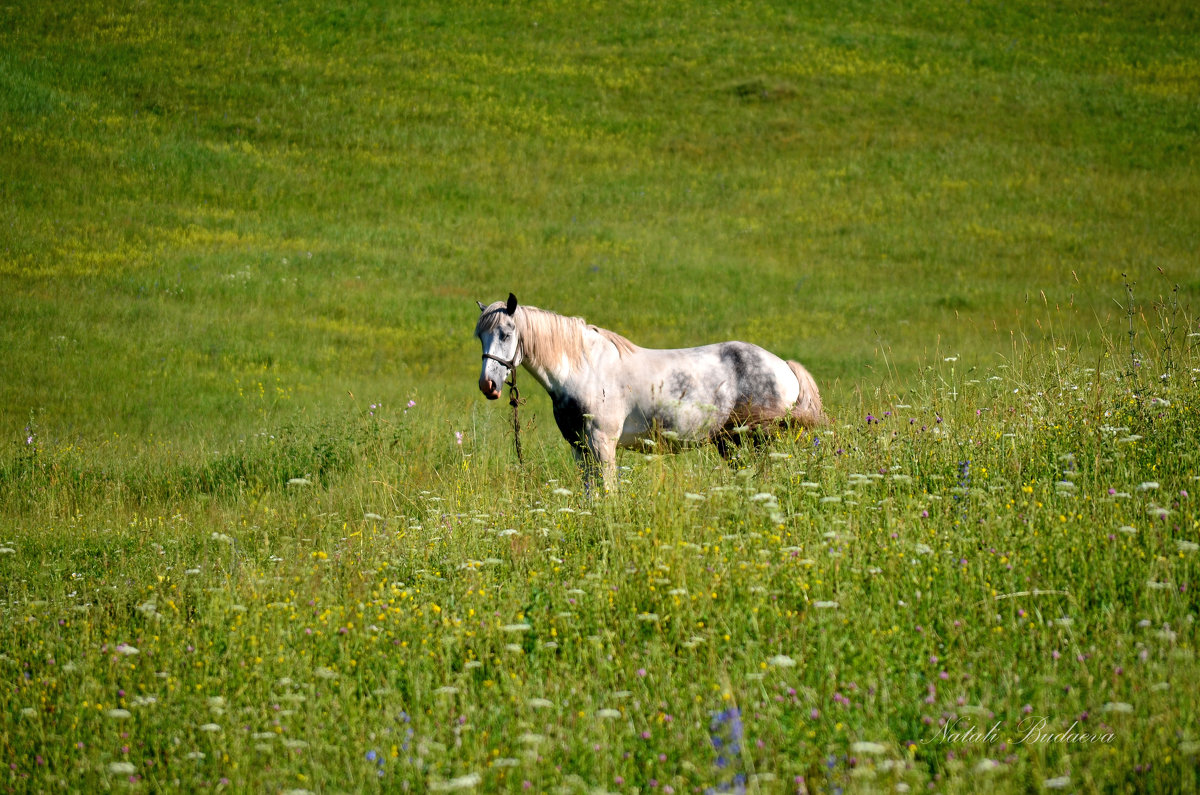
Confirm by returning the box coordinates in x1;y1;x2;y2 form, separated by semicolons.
507;369;525;465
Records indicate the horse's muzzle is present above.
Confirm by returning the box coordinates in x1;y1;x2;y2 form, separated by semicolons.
479;377;501;400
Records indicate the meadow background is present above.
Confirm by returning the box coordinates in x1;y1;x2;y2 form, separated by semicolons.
2;0;1199;791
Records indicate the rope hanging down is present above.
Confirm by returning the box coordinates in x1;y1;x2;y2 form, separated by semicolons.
507;370;525;465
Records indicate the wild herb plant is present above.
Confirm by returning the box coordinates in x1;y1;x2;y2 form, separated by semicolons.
3;1;1200;792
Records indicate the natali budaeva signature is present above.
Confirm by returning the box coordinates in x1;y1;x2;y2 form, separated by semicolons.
925;716;1115;745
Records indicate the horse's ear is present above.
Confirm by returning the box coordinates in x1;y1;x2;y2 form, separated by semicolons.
477;301;487;313
506;293;518;314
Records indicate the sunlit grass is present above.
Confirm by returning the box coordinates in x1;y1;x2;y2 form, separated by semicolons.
3;317;1199;792
2;0;1200;791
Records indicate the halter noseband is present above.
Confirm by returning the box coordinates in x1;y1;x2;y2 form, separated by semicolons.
481;351;517;371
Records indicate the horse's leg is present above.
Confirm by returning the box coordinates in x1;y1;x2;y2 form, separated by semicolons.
579;427;618;493
596;435;618;493
713;422;748;464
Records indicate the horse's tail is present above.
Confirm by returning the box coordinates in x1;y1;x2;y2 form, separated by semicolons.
786;360;827;427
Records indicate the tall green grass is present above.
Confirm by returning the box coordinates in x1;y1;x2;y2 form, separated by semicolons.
3;0;1200;792
2;296;1198;793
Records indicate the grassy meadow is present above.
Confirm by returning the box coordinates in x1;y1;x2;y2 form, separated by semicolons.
3;0;1200;791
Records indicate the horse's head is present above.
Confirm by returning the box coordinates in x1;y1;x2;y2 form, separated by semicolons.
474;293;521;400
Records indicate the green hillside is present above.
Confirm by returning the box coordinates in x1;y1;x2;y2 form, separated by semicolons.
2;2;1199;792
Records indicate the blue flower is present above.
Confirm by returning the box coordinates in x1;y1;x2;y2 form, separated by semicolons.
707;708;747;793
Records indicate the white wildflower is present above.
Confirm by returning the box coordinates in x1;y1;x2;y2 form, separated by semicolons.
767;654;797;668
429;773;482;791
850;741;887;754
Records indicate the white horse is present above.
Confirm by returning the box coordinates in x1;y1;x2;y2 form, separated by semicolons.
475;294;824;491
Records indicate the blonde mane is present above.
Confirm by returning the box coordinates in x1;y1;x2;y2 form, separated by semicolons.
477;303;638;369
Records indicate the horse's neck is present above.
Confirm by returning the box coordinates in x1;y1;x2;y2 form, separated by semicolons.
520;349;577;399
520;324;599;400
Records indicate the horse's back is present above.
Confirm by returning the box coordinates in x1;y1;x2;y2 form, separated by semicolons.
626;340;806;425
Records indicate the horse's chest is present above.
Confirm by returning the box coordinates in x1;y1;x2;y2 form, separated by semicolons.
551;392;588;449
